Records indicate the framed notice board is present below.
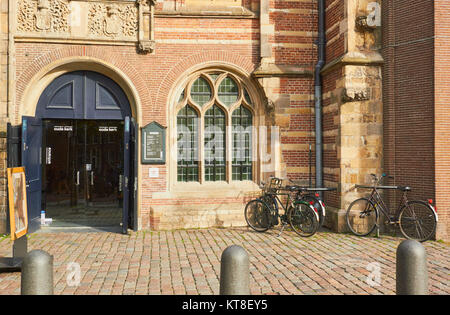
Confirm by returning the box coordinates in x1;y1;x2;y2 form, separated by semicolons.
141;121;166;164
7;167;28;240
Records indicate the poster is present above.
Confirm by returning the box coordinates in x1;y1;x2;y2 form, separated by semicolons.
7;167;28;240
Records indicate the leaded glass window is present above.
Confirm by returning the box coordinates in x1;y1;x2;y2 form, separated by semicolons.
177;105;199;182
232;106;252;180
204;105;226;181
218;76;239;106
190;77;211;106
175;70;256;183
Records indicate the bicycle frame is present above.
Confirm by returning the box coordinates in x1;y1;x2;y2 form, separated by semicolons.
264;190;294;218
257;177;320;237
363;186;409;223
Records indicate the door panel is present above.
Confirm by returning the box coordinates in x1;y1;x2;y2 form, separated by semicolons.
122;117;130;234
36;71;131;120
129;118;139;231
84;120;124;227
22;116;43;231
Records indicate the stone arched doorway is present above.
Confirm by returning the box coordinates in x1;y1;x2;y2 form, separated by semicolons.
22;71;137;233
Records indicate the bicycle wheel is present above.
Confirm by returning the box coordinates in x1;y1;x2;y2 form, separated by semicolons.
345;198;378;236
399;201;437;242
244;199;271;232
302;195;325;227
260;194;279;226
288;202;319;237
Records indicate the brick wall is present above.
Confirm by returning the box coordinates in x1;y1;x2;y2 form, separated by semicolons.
382;0;445;239
261;0;317;184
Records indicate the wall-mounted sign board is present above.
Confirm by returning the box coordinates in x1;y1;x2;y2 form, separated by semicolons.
141;121;166;164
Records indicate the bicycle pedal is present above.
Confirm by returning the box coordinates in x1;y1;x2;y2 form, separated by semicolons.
277;224;286;237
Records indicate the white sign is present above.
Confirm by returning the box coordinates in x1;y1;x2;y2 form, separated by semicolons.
367;2;381;27
149;168;159;178
54;126;73;131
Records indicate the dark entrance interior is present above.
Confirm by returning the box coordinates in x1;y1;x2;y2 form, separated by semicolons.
42;119;124;228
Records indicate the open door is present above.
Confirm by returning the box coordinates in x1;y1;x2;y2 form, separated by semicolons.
122;117;130;234
21;116;42;232
129;118;139;231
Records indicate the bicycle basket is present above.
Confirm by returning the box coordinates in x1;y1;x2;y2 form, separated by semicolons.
265;177;283;194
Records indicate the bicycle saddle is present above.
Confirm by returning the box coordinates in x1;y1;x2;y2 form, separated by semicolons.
397;186;411;192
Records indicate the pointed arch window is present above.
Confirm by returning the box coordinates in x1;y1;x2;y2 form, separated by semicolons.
175;71;255;183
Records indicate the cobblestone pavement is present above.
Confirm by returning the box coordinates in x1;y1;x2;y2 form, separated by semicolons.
0;227;449;295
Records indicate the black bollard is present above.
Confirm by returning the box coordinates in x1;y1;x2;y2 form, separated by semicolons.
219;245;250;295
396;240;428;295
21;250;54;295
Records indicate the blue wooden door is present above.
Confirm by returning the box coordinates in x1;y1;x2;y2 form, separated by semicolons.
129;117;139;231
21;116;42;232
122;117;130;234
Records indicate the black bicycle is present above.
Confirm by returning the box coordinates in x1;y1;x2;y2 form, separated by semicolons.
244;177;319;237
290;184;336;227
346;173;438;242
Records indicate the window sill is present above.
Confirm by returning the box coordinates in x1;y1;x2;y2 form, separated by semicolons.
152;180;260;199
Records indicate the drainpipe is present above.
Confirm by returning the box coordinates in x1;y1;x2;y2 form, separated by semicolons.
315;0;326;189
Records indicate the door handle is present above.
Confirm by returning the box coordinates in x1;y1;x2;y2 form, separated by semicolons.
90;171;94;186
76;171;80;186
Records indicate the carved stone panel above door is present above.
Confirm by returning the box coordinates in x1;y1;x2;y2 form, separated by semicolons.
15;0;155;53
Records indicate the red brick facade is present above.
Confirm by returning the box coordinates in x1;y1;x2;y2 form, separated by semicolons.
0;0;448;240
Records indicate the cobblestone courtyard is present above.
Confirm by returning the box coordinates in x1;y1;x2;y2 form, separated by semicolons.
0;227;449;295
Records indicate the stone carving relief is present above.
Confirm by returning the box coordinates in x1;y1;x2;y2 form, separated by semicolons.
88;3;138;39
342;87;370;103
35;0;52;30
15;0;156;53
17;0;70;33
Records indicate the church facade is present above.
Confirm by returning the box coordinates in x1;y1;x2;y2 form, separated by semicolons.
0;0;447;241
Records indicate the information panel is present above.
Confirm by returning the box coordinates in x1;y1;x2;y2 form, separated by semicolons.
141;121;166;164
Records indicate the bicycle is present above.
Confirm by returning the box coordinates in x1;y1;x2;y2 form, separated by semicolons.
244;177;320;237
346;173;438;242
289;183;337;227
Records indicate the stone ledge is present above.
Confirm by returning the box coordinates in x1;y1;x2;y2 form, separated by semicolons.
321;51;384;75
156;6;256;18
253;64;314;78
148;203;247;230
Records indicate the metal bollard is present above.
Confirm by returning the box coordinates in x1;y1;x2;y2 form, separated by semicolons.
219;245;250;295
396;240;428;295
21;250;54;295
